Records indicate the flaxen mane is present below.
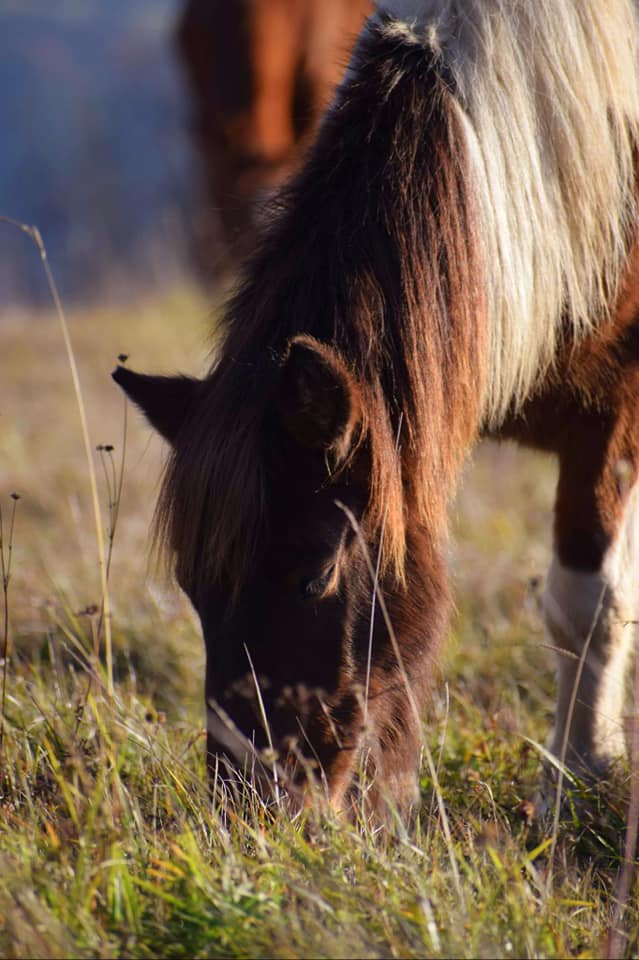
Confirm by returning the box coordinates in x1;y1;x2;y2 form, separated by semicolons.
158;1;639;597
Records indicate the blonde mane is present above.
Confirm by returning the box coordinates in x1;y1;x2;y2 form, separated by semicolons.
379;0;639;423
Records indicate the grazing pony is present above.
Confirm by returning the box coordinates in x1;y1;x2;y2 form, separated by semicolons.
116;0;639;818
175;0;371;270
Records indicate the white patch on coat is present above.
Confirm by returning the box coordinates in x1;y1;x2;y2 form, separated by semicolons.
544;485;639;770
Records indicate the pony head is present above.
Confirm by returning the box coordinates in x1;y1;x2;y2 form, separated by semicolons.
113;336;433;812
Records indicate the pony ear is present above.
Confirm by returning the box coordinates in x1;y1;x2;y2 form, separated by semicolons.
112;366;199;445
276;336;361;454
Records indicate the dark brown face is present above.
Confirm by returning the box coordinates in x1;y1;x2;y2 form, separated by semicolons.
197;458;372;794
112;336;377;796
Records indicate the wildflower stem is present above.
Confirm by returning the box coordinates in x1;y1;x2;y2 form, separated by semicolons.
0;216;114;697
0;494;19;765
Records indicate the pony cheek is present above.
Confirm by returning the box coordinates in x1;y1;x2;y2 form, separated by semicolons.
200;585;350;698
199;599;257;693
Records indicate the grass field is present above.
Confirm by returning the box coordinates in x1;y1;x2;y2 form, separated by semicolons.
1;281;638;958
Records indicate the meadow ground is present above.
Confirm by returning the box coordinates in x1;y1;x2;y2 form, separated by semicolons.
1;281;638;958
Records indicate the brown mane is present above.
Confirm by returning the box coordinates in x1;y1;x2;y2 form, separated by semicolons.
157;17;487;598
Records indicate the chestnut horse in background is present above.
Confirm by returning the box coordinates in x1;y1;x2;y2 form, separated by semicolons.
175;0;370;274
117;0;639;820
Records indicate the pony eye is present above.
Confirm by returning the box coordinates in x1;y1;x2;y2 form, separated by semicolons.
300;567;335;600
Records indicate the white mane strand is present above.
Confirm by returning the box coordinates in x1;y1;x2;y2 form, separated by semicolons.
378;0;639;423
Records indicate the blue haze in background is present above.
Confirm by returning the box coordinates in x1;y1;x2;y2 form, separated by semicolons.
0;0;201;305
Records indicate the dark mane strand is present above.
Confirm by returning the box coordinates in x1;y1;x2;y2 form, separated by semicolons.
157;16;487;597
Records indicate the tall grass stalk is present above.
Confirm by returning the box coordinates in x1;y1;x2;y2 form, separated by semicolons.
607;629;639;959
243;643;282;806
364;413;403;730
546;583;607;894
97;391;128;584
0;493;19;764
0;216;114;696
337;499;466;910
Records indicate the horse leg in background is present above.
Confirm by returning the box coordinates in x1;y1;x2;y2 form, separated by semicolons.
249;0;301;168
544;412;639;782
303;0;371;120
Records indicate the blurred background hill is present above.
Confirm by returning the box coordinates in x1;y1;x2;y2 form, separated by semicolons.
0;0;196;306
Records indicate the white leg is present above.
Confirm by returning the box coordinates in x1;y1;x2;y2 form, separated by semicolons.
543;487;639;776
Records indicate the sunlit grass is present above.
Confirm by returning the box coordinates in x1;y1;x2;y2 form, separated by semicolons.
1;286;638;958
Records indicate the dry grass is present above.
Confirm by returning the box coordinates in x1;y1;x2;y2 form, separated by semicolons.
1;283;638;958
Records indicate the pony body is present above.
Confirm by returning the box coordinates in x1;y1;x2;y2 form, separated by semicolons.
116;1;639;818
